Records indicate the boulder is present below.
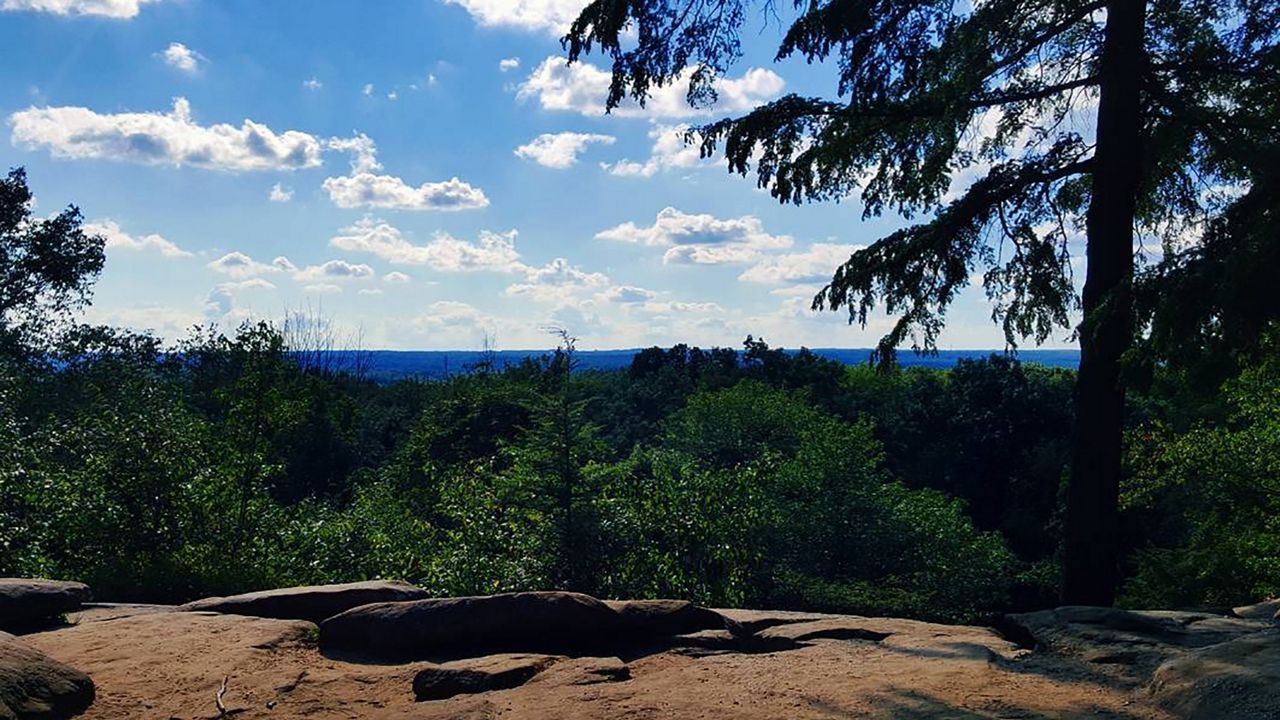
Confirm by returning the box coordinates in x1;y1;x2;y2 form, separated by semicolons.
0;580;91;631
180;580;430;624
321;591;624;660
412;654;560;701
1149;630;1280;719
1231;599;1280;621
604;600;730;638
0;632;95;720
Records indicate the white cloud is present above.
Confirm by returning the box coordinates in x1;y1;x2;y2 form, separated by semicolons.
269;182;293;202
85;219;191;257
1;0;163;18
159;42;203;73
603;285;657;303
303;283;342;294
739;243;861;285
515;132;615;169
358;288;383;296
603;124;703;177
322;134;488;211
505;257;609;304
383;271;410;283
303;77;323;91
444;0;588;34
387;91;399;101
596;207;793;264
223;278;276;291
330;218;525;273
362;83;375;97
206;251;295;278
323;170;487;211
518;57;784;119
291;259;375;282
9;98;324;172
499;57;521;72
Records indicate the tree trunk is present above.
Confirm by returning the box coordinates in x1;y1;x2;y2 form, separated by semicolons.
1062;0;1146;606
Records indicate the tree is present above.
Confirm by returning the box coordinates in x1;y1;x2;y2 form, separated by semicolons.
0;168;106;355
564;0;1278;604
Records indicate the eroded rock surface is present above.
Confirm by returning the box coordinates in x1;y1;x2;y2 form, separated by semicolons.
321;591;624;660
0;580;91;631
0;631;95;720
181;580;430;624
23;592;1280;719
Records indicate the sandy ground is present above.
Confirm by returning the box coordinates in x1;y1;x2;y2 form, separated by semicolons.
18;605;1178;720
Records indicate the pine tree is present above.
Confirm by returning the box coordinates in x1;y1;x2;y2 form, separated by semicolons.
564;0;1279;604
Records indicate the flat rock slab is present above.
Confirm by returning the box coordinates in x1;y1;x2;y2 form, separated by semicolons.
23;601;1185;720
321;591;623;660
180;580;430;624
0;631;95;720
605;600;730;638
413;654;561;701
1232;599;1280;621
1150;629;1280;719
0;580;91;630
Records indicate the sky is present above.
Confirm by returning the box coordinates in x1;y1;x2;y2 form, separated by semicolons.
0;0;1072;351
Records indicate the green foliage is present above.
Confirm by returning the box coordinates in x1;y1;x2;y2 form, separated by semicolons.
1121;356;1280;608
0;168;106;356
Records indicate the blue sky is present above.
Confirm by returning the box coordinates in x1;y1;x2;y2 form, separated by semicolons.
0;0;1059;351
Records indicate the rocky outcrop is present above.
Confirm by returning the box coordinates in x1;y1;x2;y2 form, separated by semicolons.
1149;629;1280;719
0;631;94;720
605;599;732;638
180;580;430;623
0;580;91;631
321;591;623;660
1231;598;1280;621
412;654;561;701
1004;604;1280;720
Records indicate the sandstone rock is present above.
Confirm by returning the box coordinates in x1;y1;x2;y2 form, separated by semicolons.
181;580;430;623
321;591;624;660
413;654;561;701
1231;599;1280;621
1149;630;1280;719
0;580;91;630
1004;605;1269;654
0;631;95;720
605;600;730;638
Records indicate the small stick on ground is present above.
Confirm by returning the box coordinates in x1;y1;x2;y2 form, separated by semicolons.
215;675;229;717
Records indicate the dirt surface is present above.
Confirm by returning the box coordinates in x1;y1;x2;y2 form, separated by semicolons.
19;605;1182;720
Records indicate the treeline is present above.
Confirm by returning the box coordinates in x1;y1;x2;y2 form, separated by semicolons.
3;320;1275;622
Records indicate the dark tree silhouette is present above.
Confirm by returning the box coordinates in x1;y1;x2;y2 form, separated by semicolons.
0;168;106;354
563;0;1279;604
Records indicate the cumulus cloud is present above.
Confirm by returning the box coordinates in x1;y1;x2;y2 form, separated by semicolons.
738;243;861;284
159;42;203;73
603;285;657;303
330;218;525;273
9;98;323;172
383;271;410;283
518;57;784;118
303;77;323;91
515;132;615;169
291;259;375;282
603;124;703;177
85;219;191;257
322;133;488;211
322;173;488;211
269;182;293;202
596;207;793;264
206;251;295;278
358;288;383;296
303;283;342;294
444;0;587;34
499;57;521;72
505;257;609;303
1;0;163;18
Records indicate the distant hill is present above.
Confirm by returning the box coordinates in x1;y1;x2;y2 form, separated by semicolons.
327;348;1080;382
